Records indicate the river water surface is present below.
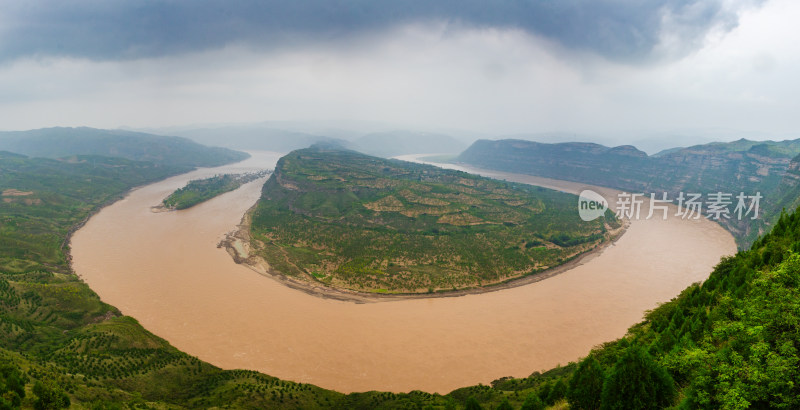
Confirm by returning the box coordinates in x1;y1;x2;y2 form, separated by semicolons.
70;151;736;393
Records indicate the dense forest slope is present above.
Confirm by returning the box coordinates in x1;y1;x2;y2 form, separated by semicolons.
249;147;618;293
458;138;800;247
0;127;248;168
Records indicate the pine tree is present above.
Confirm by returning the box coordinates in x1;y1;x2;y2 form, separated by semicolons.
567;356;605;410
600;345;675;410
546;378;567;405
654;326;677;353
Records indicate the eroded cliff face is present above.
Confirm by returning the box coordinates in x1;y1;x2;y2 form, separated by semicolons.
778;154;800;192
458;139;800;247
769;153;800;224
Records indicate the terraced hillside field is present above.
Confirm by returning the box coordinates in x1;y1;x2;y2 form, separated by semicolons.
250;147;619;294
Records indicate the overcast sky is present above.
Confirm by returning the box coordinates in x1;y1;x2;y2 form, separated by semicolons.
0;0;797;143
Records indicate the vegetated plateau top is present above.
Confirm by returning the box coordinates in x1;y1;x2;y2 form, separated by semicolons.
249;147;618;294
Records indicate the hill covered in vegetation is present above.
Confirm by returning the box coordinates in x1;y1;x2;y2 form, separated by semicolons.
458;138;800;247
0;127;248;168
248;147;619;294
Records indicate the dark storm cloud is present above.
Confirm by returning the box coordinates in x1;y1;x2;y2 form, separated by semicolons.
0;0;755;63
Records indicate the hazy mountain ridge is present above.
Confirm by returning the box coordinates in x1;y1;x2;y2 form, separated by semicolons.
352;130;467;158
458;139;652;191
458;138;800;246
0;127;248;168
159;125;348;152
154;125;469;158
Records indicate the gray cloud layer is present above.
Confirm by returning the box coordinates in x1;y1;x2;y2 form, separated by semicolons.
1;0;756;63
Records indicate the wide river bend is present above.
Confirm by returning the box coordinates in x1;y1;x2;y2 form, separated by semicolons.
71;151;736;393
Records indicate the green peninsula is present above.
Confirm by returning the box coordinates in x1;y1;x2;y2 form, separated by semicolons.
162;171;269;210
249;147;619;294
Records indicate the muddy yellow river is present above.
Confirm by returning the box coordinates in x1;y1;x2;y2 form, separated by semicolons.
70;151;736;393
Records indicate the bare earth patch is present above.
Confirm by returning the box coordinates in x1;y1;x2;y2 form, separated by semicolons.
364;195;404;212
2;189;34;196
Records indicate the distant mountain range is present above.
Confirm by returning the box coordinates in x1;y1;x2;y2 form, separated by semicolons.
351;131;467;158
142;124;467;158
154;125;347;153
0;127;247;168
457;138;800;247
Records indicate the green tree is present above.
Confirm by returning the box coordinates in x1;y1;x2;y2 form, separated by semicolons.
537;381;551;403
465;396;484;410
496;397;514;410
546;378;567;405
600;346;675;410
32;382;70;410
0;365;26;410
520;392;545;410
652;326;677;354
568;356;605;410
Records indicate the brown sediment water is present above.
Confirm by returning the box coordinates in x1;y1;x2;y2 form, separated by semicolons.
70;151;736;394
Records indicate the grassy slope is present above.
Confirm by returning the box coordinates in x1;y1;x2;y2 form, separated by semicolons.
250;147;617;293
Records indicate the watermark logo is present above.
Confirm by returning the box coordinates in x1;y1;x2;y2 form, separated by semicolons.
578;189;608;221
578;190;762;221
